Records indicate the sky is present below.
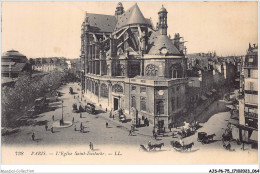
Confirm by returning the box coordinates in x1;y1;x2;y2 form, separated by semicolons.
1;1;258;58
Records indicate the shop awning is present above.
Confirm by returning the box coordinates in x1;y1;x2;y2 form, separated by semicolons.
250;131;258;141
201;95;207;100
212;89;217;93
206;92;212;96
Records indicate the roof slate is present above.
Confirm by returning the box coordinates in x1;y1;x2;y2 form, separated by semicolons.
114;4;151;31
148;35;181;55
86;13;116;33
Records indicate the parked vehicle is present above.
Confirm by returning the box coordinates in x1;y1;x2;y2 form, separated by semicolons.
85;103;95;114
197;132;216;144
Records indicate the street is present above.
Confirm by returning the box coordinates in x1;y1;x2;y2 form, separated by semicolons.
2;82;257;161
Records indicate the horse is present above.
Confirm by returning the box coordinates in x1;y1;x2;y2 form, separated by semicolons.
153;143;164;150
207;133;216;141
148;143;155;151
182;142;194;151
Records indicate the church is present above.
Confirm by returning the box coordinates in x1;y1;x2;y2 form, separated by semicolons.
80;2;188;129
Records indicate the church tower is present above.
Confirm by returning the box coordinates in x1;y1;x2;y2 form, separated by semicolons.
157;5;168;35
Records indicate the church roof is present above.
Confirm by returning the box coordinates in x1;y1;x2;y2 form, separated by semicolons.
86;13;116;33
148;35;181;55
114;4;151;31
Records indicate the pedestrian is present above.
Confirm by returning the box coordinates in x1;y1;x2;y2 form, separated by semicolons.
74;125;77;131
179;138;184;146
72;117;74;124
80;122;83;129
112;115;114;120
32;132;35;141
169;124;172;132
89;142;92;150
105;108;107;112
106;122;108;128
91;143;94;150
51;127;54;133
52;115;54;121
128;130;132;136
45;125;48;131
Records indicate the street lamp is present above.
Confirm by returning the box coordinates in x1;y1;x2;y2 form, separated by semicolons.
61;100;64;124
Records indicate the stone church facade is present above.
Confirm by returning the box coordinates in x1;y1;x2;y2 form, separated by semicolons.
80;2;187;129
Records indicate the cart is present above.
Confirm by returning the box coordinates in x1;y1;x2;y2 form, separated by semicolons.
197;132;210;144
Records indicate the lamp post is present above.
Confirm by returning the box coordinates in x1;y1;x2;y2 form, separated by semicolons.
61;100;64;124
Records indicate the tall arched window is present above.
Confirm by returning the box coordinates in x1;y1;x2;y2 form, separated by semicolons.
170;64;183;78
95;82;99;96
140;97;146;111
112;84;123;93
100;83;108;98
91;81;95;93
156;100;164;115
145;64;158;76
117;64;125;76
131;96;136;108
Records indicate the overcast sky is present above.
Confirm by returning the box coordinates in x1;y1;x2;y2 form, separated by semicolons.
1;1;258;58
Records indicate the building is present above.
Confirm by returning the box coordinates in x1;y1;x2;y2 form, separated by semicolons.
238;43;258;148
1;50;31;84
80;3;187;129
32;57;68;72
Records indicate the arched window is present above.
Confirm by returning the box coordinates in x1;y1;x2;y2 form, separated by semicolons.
170;64;183;78
156;100;164;115
140;97;146;111
112;84;123;93
117;64;125;76
95;82;99;96
131;96;136;108
100;83;108;98
91;81;95;93
145;64;158;76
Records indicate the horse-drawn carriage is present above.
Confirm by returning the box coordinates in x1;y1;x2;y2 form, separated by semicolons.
177;127;195;139
197;132;216;144
170;141;194;152
139;142;164;152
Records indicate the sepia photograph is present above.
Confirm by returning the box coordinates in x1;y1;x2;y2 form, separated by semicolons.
1;0;258;171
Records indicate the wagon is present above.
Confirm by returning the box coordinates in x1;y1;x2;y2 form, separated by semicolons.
197;132;210;144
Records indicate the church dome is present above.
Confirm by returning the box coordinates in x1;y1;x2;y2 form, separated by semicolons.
2;49;28;63
158;5;167;13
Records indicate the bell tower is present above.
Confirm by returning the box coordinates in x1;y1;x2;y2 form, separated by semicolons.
115;2;124;17
157;5;168;35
